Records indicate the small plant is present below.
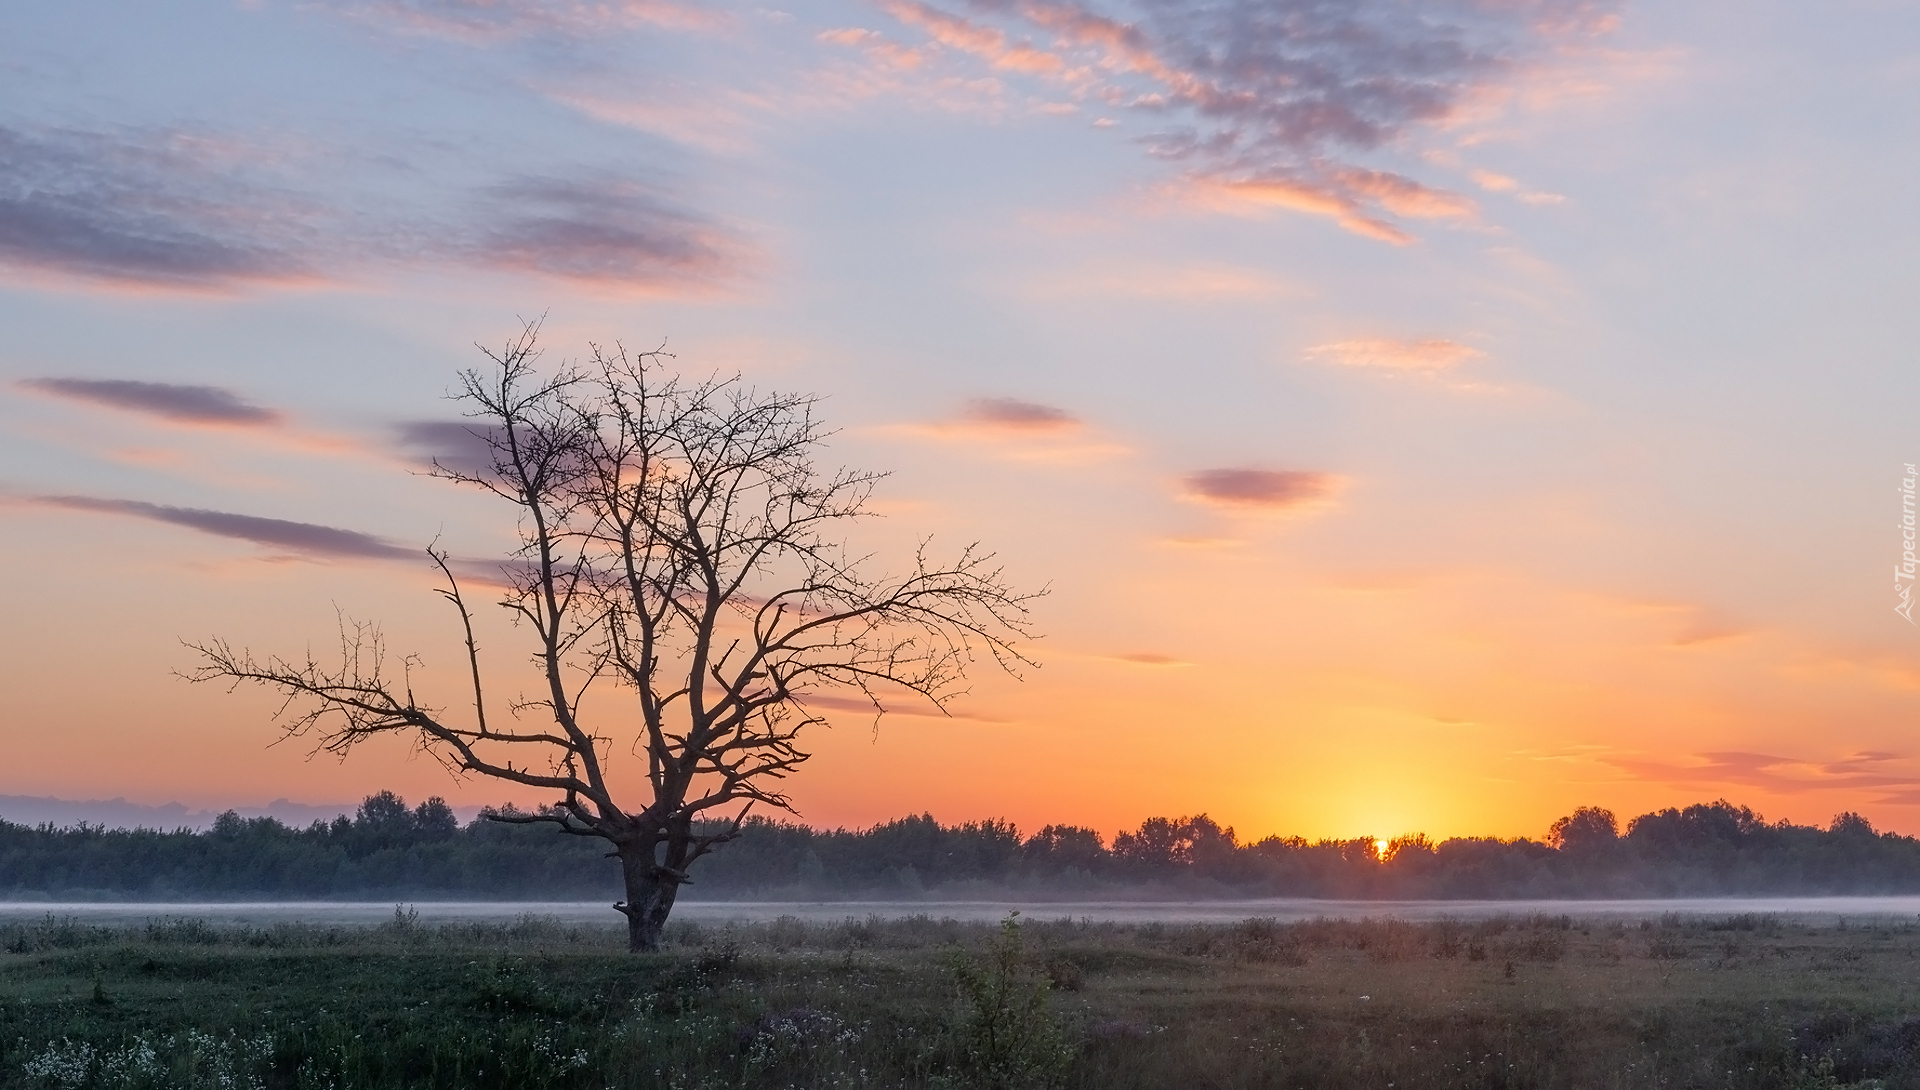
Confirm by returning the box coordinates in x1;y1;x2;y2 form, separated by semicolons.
737;1007;867;1081
16;1030;269;1090
380;904;422;938
18;1038;98;1090
947;913;1073;1090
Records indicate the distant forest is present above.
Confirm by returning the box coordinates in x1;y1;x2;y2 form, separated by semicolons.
1;792;1915;901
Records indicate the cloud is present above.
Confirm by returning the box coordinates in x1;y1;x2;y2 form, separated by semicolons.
542;88;763;155
883;397;1130;463
0;124;744;294
797;690;1007;721
1668;625;1754;648
1181;468;1338;509
1469;167;1564;205
1305;338;1486;373
394;420;507;477
1193;178;1412;243
1013;261;1298;299
315;0;724;41
31;495;417;561
0;126;321;290
1471;169;1519;192
18;378;282;426
1604;750;1920;798
466;177;739;290
961;397;1079;432
1106;652;1190;666
878;0;1070;72
1153;534;1243;549
860;0;1620;240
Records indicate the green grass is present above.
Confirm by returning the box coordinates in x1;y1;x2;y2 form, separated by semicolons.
4;909;1920;1088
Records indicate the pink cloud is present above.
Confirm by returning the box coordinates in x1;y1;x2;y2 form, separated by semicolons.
1472;168;1520;192
877;0;1069;72
1180;468;1340;510
1469;167;1565;205
1013;261;1298;300
1304;338;1487;373
1198;178;1413;244
1332;168;1477;220
961;397;1079;432
882;398;1130;463
315;0;727;42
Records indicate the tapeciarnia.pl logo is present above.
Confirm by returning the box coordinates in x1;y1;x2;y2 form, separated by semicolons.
1900;463;1917;623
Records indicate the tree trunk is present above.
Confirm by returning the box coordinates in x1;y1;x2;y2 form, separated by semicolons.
617;847;681;952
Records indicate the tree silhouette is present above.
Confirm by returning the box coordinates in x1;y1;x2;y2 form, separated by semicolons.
188;324;1040;950
1546;806;1618;852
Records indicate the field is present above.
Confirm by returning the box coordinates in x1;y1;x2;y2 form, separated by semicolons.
3;910;1919;1088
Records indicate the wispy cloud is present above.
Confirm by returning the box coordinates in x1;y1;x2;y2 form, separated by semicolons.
1605;750;1920;798
543;87;766;155
883;397;1128;462
1104;651;1190;666
1469;167;1565;205
1181;468;1339;510
1668;624;1754;649
960;397;1079;432
1305;338;1486;373
1012;261;1299;300
18;379;283;426
0;125;321;290
1153;534;1243;549
314;0;726;41
466;177;740;291
847;0;1620;240
878;0;1069;73
0;124;744;293
31;495;416;561
796;689;1008;721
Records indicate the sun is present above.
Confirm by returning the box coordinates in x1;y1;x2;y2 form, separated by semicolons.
1373;838;1390;860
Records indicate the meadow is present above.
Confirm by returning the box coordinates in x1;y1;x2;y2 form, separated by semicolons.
2;909;1917;1089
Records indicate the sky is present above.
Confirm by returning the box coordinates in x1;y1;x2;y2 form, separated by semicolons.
2;0;1918;844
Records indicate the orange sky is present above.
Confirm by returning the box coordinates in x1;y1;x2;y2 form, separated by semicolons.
3;0;1919;842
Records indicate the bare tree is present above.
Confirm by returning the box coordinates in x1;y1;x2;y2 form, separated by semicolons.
188;324;1040;951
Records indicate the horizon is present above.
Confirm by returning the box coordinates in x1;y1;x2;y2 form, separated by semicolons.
3;1;1917;844
1;790;1898;846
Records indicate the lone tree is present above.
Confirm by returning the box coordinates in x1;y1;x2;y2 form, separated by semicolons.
189;325;1039;951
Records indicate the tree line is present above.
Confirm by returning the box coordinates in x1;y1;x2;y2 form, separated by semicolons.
2;793;1915;901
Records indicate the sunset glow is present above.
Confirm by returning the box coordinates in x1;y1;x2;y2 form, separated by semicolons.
2;0;1916;844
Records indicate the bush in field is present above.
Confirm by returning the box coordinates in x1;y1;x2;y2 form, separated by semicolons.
947;913;1072;1090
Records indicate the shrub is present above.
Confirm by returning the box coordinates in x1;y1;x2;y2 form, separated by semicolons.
948;913;1073;1090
